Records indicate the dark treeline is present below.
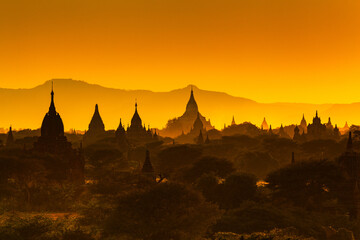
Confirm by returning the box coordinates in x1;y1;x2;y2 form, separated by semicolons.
1;131;360;240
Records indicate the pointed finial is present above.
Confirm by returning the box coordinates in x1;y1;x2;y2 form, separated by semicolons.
135;98;138;109
316;110;318;117
49;81;56;113
50;80;54;100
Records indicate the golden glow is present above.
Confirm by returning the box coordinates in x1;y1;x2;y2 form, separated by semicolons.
0;0;360;120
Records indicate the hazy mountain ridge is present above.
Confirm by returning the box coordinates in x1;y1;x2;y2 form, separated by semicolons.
0;79;356;132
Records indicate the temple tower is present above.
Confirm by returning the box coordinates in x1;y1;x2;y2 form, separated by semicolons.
34;82;84;184
88;104;105;135
300;114;307;133
5;126;15;148
261;117;269;130
142;150;155;178
231;116;236;126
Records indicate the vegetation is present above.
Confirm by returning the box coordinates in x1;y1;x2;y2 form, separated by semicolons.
1;132;360;240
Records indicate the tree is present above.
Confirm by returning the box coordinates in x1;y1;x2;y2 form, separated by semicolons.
7;157;46;206
195;173;221;203
182;156;235;182
157;145;202;177
219;173;258;209
266;160;347;210
234;151;279;179
261;137;297;165
86;148;128;182
301;140;343;160
195;172;258;209
104;182;222;240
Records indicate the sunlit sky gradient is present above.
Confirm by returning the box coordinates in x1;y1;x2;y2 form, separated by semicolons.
0;0;360;103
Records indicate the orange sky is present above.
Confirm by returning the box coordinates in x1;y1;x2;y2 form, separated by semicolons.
0;0;360;103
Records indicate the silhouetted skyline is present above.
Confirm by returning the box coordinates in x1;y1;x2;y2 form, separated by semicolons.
0;79;358;131
2;1;360;239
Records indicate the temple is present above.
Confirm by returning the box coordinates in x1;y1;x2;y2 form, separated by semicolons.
231;116;236;126
341;121;350;134
293;112;341;141
83;104;107;145
142;150;154;175
5;126;15;148
261;117;269;130
160;86;213;138
33;83;84;184
115;118;128;149
205;134;210;144
300;114;307;133
126;101;154;143
326;117;334;130
306;111;327;140
34;85;70;152
293;125;301;142
114;101;157;147
196;130;204;144
334;124;341;139
278;124;290;138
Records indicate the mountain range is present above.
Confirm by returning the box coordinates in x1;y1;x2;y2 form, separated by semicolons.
0;79;357;133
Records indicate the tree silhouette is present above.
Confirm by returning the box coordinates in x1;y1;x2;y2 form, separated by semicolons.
104;183;221;240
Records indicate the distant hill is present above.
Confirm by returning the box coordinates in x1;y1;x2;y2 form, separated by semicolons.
0;79;357;134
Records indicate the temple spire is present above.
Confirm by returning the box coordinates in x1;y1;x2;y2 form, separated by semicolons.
87;104;105;133
49;80;56;114
142;150;154;174
6;125;14;148
185;85;198;114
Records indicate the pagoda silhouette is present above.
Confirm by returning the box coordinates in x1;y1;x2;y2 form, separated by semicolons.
160;86;213;138
33;83;84;184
